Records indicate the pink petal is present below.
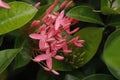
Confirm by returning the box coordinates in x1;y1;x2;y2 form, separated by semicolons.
65;0;73;9
48;14;56;20
59;0;67;9
51;51;57;57
68;36;79;43
46;0;58;14
34;2;40;8
47;26;55;38
39;40;49;51
63;50;72;54
71;18;79;25
37;24;46;33
74;40;84;47
29;33;41;39
0;0;10;9
66;27;80;34
47;38;55;42
74;43;83;47
33;54;48;62
55;10;65;30
30;20;40;28
43;67;51;71
51;70;59;75
46;58;52;70
54;55;64;60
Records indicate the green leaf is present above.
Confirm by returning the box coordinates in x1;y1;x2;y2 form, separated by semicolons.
65;74;80;80
103;29;120;69
82;74;115;80
0;1;37;35
0;48;21;74
101;0;120;14
108;66;120;80
53;27;103;70
67;6;103;25
13;35;31;70
66;27;103;68
108;15;120;26
52;59;73;71
0;36;3;46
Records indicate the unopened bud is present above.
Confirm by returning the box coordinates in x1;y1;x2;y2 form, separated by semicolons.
30;20;40;28
34;2;41;8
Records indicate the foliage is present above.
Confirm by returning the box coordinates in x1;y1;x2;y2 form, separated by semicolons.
0;0;120;80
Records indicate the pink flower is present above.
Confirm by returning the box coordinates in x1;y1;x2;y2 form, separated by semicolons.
29;0;84;75
0;0;10;9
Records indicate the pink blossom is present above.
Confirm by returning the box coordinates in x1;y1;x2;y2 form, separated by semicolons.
0;0;10;9
29;0;84;75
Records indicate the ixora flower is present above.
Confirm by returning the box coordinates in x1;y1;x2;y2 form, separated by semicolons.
29;0;84;75
0;0;10;9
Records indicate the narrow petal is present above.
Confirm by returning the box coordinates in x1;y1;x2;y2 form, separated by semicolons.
43;67;51;71
66;27;80;34
29;33;41;39
30;20;40;28
74;40;84;47
37;24;46;33
33;54;48;62
59;0;67;9
54;55;64;60
55;10;65;30
63;50;72;54
0;0;10;9
34;2;40;8
65;0;73;9
46;58;52;70
47;37;55;42
46;0;58;14
39;39;46;50
51;70;59;75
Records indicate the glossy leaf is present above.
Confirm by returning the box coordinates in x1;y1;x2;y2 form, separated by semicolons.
101;0;120;14
108;66;120;80
67;6;103;25
65;74;80;80
0;48;21;74
108;15;120;26
52;59;73;71
13;35;31;70
0;1;37;35
66;27;103;68
82;74;115;80
103;29;120;69
53;27;103;70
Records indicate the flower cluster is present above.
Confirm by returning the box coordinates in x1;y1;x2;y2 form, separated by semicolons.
0;0;10;9
29;0;84;75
